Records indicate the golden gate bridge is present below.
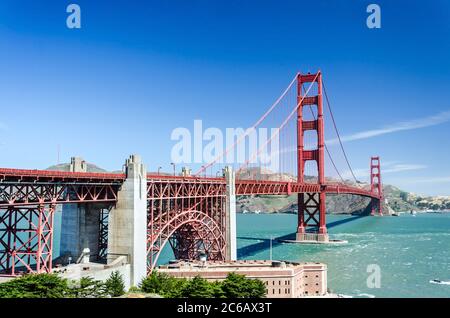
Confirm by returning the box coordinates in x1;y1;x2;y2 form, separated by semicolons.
0;71;383;280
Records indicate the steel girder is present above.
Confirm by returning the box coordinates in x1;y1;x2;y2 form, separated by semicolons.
0;183;121;207
0;204;55;276
97;207;110;262
235;180;379;199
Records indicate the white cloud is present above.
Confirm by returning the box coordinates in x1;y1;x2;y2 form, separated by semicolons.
326;110;450;145
341;163;427;180
404;176;450;184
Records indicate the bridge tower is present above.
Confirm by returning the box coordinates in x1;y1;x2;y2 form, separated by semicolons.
370;156;383;216
296;71;328;242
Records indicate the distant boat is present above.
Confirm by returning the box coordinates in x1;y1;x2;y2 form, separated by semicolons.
391;212;400;217
410;210;417;215
254;210;261;214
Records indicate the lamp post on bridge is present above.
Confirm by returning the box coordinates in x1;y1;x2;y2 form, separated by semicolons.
170;162;176;176
157;166;162;175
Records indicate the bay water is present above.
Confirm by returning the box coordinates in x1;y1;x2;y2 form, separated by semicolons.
53;212;450;297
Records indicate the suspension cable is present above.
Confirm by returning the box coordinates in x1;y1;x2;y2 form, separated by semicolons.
194;73;299;176
322;80;359;183
238;73;319;173
301;86;345;183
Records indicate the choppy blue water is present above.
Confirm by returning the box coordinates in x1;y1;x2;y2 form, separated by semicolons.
54;212;450;297
235;213;450;298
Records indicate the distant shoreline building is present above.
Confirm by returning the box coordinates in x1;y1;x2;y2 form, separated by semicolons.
157;260;328;298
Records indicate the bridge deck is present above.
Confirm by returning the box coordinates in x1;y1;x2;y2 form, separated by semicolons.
0;168;379;200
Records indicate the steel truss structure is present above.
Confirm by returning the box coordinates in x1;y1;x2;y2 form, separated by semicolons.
0;169;123;208
97;207;111;262
146;177;227;272
0;183;120;207
0;169;122;276
0;204;55;275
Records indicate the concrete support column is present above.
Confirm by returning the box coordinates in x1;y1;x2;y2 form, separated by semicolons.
61;157;101;261
108;155;147;287
60;204;101;260
224;166;237;261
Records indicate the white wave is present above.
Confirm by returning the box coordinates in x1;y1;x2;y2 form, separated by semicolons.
338;294;353;298
358;293;376;298
429;280;450;285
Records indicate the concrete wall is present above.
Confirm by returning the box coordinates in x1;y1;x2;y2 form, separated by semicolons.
60;157;104;260
60;203;101;260
107;155;147;287
224;166;237;261
54;261;132;291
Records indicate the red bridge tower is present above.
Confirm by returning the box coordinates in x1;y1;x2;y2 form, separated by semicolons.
370;156;383;216
296;71;328;242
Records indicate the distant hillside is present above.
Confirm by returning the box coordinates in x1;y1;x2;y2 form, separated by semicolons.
46;162;107;173
235;168;450;215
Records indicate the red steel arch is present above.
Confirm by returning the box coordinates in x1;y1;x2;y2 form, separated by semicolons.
146;177;227;272
147;209;226;272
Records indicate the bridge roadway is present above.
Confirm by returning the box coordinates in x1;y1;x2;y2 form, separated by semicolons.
0;164;380;278
0;168;380;207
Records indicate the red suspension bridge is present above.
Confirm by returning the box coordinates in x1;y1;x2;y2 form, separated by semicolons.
0;71;383;278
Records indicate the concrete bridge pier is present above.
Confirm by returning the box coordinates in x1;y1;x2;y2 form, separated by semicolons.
224;166;237;261
61;158;105;261
107;155;147;287
60;203;108;261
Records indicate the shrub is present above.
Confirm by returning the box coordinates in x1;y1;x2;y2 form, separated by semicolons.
68;277;108;298
221;272;266;298
0;271;266;299
210;280;226;298
139;271;266;298
181;276;214;298
127;286;141;293
0;273;70;298
0;272;130;299
105;271;125;297
139;271;186;298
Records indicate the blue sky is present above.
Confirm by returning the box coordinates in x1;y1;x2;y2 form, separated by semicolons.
0;0;449;196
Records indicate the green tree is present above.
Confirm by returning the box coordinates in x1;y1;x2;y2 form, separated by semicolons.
210;280;225;298
0;273;70;298
105;271;125;297
69;277;108;298
139;271;186;298
181;276;214;298
221;273;266;298
246;277;267;298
